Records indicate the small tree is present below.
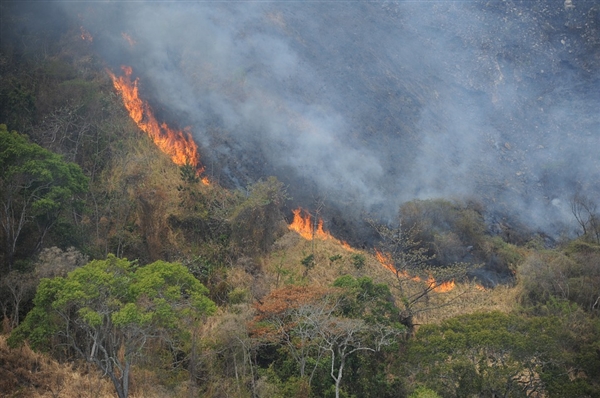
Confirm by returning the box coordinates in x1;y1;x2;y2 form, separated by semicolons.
0;124;88;271
570;193;600;244
9;255;216;398
370;219;468;332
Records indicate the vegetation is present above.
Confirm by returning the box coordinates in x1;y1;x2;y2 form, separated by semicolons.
9;255;216;398
0;125;88;271
1;5;599;398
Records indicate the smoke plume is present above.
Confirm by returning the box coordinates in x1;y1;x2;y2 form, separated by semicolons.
61;1;600;239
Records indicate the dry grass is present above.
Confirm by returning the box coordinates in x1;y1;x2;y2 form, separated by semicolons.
0;334;114;398
265;230;520;326
0;335;189;398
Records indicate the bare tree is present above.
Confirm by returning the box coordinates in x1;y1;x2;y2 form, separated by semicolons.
369;219;469;332
571;193;600;244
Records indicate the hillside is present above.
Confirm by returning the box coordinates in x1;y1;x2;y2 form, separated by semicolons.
1;2;600;398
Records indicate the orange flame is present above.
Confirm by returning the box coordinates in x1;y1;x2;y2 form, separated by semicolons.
289;208;330;240
375;249;455;292
288;208;354;251
80;26;93;42
427;275;456;293
375;249;396;274
108;66;208;184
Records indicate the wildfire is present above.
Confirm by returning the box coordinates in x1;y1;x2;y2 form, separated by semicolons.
374;249;398;274
288;208;353;250
375;249;456;292
427;275;456;293
108;66;208;184
289;208;331;240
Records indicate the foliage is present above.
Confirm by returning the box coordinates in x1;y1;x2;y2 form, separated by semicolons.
519;241;600;313
399;199;486;264
252;279;404;398
350;253;366;270
409;387;441;398
301;254;316;271
9;255;216;398
0;125;88;271
409;310;600;397
229;176;289;256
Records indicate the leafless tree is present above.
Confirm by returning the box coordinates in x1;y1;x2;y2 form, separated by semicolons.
570;193;600;244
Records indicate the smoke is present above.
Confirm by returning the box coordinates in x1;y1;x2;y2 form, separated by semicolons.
61;1;599;238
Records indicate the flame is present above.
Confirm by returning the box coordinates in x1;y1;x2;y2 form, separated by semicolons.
289;208;330;240
288;208;354;251
427;275;456;293
375;249;397;274
108;66;208;184
375;249;456;292
121;32;136;47
475;284;486;291
80;26;93;42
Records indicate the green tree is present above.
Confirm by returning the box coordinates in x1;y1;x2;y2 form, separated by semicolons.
409;310;600;397
9;255;216;398
0;125;88;271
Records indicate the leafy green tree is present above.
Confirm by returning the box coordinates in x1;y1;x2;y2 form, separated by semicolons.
409;310;600;397
9;255;216;398
0;124;88;271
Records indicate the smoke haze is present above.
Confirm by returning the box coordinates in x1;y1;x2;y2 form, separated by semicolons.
59;1;599;239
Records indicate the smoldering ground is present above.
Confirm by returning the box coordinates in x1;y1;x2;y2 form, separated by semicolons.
55;0;599;241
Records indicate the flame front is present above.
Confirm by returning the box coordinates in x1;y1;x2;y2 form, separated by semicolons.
289;208;330;240
375;249;397;274
288;208;353;250
376;249;456;292
108;66;208;184
427;275;456;293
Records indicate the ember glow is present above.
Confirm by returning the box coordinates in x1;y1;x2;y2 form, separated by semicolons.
108;66;208;184
289;208;353;250
375;249;456;292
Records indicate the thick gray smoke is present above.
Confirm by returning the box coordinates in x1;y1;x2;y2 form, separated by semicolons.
66;1;599;238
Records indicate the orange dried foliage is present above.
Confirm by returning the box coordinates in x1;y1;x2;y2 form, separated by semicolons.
254;285;331;320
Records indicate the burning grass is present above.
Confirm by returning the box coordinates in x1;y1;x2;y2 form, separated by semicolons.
108;65;209;184
268;228;518;326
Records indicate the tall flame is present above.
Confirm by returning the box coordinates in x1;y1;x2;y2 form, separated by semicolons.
289;208;353;250
108;66;208;184
289;208;331;240
375;249;455;292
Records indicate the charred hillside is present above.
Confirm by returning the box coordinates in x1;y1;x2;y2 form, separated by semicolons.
28;0;599;243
